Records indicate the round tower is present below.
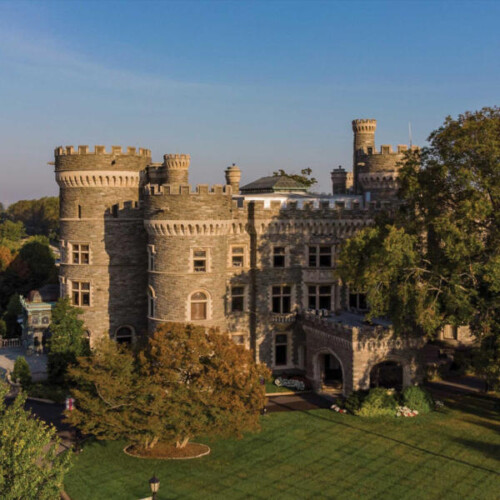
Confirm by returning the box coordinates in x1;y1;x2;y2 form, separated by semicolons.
144;182;233;334
225;164;241;193
54;145;151;344
163;154;190;186
352;119;377;193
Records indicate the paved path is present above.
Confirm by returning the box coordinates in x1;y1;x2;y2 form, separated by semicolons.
266;391;334;412
0;346;48;382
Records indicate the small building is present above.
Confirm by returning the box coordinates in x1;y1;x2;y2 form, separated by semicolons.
20;284;59;352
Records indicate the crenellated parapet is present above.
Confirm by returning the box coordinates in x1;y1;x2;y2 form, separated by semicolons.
163;154;190;170
54;145;151;157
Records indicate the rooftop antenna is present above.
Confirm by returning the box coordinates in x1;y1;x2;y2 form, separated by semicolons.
409;122;413;147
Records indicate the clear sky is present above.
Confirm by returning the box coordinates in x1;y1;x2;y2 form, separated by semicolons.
0;0;498;205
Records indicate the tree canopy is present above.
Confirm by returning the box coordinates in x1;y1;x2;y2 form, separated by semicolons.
67;323;270;449
48;298;90;385
337;107;500;387
272;167;317;188
0;383;72;499
5;197;59;240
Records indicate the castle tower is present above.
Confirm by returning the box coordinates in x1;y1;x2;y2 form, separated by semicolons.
163;154;190;186
54;145;151;344
225;164;241;193
144;181;234;334
352;119;377;193
331;166;347;195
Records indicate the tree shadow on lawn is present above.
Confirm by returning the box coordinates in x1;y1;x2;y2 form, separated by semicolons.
452;438;500;463
291;409;500;476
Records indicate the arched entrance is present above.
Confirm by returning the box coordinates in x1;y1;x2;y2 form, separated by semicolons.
315;350;343;392
370;361;403;390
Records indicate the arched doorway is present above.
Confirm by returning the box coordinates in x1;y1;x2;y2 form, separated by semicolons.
316;351;343;391
370;361;403;390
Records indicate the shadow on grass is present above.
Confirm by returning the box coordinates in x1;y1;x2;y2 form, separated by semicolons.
453;438;500;462
269;399;500;476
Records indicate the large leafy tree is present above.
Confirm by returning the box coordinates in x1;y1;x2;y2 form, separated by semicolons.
337;107;500;387
0;383;72;499
6;197;59;240
66;323;270;450
48;298;90;384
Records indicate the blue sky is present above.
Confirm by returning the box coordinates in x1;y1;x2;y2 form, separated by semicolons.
0;0;498;204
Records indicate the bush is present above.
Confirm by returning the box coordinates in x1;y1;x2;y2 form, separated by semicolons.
402;386;434;414
345;390;369;414
357;387;397;417
12;356;31;389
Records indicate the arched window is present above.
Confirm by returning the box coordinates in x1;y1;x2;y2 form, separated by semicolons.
148;286;156;318
115;326;133;345
190;291;208;320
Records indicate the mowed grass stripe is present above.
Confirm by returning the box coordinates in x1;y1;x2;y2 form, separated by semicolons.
64;394;500;500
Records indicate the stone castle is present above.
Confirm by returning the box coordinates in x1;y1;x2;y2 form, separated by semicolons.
53;119;433;394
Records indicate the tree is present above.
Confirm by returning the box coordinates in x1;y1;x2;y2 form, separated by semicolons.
0;246;14;272
337;107;500;388
17;237;56;287
273;167;317;188
7;197;59;240
0;383;72;499
66;323;270;450
48;298;90;385
12;356;31;389
0;220;26;243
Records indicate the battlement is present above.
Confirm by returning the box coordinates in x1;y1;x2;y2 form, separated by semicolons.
357;144;419;156
144;183;233;196
163;154;190;169
352;119;377;133
54;145;151;157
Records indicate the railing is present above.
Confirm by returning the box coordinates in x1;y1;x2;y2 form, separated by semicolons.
271;313;297;324
0;338;21;349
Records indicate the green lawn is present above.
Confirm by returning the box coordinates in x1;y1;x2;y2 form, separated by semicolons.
64;393;500;500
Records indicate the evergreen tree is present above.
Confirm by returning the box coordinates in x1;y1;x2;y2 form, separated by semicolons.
48;298;89;384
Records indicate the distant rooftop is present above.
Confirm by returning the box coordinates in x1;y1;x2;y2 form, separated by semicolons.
240;175;309;194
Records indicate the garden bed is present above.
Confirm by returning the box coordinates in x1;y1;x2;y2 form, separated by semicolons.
124;442;210;460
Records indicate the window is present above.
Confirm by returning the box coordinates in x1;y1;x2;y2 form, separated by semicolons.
272;285;291;314
77;205;82;219
349;293;367;311
230;286;245;312
191;291;208;320
275;334;288;366
308;285;332;311
273;247;286;268
308;246;332;268
148;287;156;317
193;249;207;272
444;325;458;340
115;326;133;345
72;281;90;306
112;204;119;218
72;244;90;264
148;245;155;271
231;246;245;268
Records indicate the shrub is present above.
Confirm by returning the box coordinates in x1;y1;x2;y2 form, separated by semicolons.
12;356;31;389
402;386;434;414
345;390;368;414
357;387;397;417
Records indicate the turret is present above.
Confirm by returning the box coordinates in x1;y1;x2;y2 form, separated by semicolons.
331;166;347;195
54;145;151;345
163;154;190;186
225;164;241;193
352;119;377;193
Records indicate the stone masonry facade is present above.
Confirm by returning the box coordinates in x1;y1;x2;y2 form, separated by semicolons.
54;120;425;395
